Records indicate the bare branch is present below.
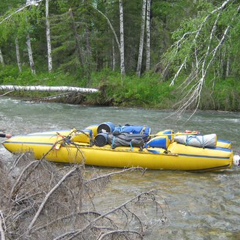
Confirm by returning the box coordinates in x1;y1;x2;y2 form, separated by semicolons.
53;190;165;240
169;58;187;86
0;0;43;25
97;230;143;240
27;167;79;235
91;6;120;53
9;160;41;204
1;154;166;239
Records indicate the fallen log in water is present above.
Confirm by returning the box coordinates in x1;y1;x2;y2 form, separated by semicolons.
0;85;99;94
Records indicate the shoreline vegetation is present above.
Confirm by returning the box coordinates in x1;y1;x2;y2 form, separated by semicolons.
1;67;240;112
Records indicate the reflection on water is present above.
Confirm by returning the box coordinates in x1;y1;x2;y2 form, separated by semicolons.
1;97;240;239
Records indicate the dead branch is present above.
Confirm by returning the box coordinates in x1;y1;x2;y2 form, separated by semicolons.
53;190;166;240
0;90;14;97
97;230;143;240
32;211;115;233
1;153;167;240
26;167;79;235
169;58;187;86
85;168;143;191
9;160;41;203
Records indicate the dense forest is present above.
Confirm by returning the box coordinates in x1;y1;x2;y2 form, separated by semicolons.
0;0;240;112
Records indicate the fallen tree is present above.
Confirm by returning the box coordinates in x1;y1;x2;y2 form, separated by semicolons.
0;85;99;94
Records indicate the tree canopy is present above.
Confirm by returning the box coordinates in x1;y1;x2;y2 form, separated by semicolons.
0;0;240;111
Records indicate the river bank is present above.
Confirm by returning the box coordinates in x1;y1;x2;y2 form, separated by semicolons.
1;68;240;111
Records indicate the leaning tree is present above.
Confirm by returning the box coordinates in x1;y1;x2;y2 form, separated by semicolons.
161;0;240;118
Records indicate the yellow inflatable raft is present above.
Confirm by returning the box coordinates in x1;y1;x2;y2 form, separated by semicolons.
2;124;239;172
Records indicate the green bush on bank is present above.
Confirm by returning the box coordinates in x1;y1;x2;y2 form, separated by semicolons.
210;78;240;111
0;66;78;86
88;70;176;109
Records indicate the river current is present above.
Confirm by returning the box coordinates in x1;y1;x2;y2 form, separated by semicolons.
1;97;240;239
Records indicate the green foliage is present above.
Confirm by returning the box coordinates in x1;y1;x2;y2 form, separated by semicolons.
160;0;240;114
210;79;240;111
88;70;175;108
164;0;240;80
1;0;240;111
0;65;19;84
0;0;23;15
0;65;79;86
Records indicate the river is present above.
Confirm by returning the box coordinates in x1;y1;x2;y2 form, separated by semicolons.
1;97;240;239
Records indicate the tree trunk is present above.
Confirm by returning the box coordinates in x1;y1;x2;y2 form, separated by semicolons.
145;0;151;72
69;8;83;67
26;34;36;74
45;0;52;72
15;38;22;72
112;39;116;71
119;0;126;76
85;27;93;83
0;48;4;66
136;0;146;77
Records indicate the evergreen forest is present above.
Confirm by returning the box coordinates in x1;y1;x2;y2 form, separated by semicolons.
1;0;240;112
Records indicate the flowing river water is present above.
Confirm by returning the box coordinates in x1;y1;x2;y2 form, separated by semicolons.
1;97;240;239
